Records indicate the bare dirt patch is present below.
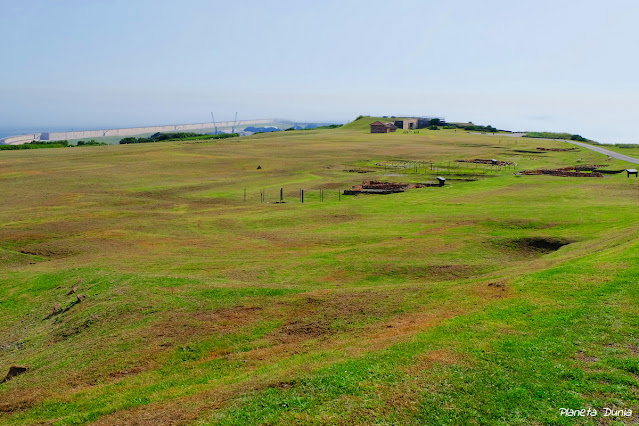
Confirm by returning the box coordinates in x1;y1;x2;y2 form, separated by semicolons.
147;305;263;345
18;244;76;259
369;264;482;281
574;351;599;363
269;292;397;344
473;280;511;300
62;306;266;389
0;388;43;414
367;307;466;348
319;269;361;285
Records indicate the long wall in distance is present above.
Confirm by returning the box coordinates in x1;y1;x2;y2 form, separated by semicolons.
0;119;275;145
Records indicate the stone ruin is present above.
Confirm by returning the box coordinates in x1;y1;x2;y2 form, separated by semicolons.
519;165;604;177
458;159;513;166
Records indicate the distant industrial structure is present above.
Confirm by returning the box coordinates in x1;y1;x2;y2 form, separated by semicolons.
370;116;445;133
0;119;274;145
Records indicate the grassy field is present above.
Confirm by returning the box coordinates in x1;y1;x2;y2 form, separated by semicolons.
1;117;638;424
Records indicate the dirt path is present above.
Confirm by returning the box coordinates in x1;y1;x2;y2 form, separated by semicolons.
564;141;639;165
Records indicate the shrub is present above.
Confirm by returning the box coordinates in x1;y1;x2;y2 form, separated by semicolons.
0;140;70;150
524;132;591;142
119;133;239;144
570;134;588;142
77;140;107;146
316;124;342;130
464;125;498;133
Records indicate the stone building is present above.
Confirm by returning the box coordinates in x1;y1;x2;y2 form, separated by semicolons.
369;121;398;133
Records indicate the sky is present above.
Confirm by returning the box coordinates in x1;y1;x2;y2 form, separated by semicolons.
1;0;638;143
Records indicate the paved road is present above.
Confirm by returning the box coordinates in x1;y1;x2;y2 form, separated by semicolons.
564;141;639;165
473;131;639;165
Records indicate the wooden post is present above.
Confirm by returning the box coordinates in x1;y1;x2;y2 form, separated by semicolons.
280;188;283;202
301;189;304;203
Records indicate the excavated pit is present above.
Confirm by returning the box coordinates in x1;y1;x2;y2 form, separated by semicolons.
514;237;572;253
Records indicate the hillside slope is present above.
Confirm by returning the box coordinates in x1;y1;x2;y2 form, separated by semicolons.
341;116;397;131
0;128;638;424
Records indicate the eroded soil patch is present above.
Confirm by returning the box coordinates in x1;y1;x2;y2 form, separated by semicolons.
497;237;573;254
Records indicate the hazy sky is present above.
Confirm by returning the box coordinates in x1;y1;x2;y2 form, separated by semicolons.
1;0;638;143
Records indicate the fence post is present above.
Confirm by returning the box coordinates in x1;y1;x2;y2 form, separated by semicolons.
280;188;283;202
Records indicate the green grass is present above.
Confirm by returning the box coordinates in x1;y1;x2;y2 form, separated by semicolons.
0;126;638;424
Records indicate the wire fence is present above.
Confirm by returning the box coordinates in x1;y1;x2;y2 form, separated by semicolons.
376;160;518;175
244;187;344;204
243;160;518;203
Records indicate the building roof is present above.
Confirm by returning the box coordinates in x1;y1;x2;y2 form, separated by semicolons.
369;121;385;126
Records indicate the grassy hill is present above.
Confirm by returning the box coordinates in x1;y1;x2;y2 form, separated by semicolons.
340;116;390;131
341;115;414;131
0;128;638;424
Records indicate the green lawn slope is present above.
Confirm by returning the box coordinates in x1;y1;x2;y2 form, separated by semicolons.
0;127;637;424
